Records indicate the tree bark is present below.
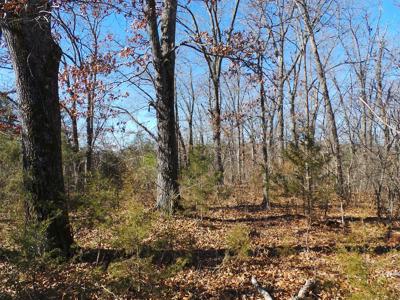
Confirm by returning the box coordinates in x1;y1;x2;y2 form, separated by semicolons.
86;92;94;174
145;0;180;212
277;48;285;160
259;57;270;209
2;2;73;255
85;65;97;175
63;72;81;190
71;103;82;190
212;77;224;184
187;69;195;161
289;63;300;148
176;97;188;168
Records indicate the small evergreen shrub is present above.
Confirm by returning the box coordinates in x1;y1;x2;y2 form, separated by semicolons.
276;235;297;257
112;203;155;255
181;146;218;214
0;134;22;214
12;219;50;260
121;150;157;205
98;150;126;189
11;217;67;270
225;224;251;258
108;256;156;293
340;223;386;247
272;132;334;217
107;203;158;293
76;173;119;228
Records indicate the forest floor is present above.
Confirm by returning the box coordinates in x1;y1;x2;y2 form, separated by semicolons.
1;195;400;299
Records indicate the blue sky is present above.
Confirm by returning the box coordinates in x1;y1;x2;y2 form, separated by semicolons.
381;0;400;25
1;0;400;148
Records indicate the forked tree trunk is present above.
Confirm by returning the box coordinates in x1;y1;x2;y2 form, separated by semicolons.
307;33;345;199
186;0;240;185
2;4;73;255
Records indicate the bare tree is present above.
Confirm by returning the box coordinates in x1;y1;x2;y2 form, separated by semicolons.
178;66;197;164
295;0;345;199
181;0;241;184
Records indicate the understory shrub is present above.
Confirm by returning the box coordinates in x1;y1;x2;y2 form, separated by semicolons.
181;146;219;214
75;173;119;229
272;132;335;217
11;217;68;271
336;250;396;299
339;223;387;247
0;134;22;215
112;203;155;255
108;256;156;293
225;224;251;258
108;206;194;293
121;149;157;205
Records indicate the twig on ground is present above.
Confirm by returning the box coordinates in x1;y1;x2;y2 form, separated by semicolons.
251;276;316;300
292;279;316;300
251;276;274;300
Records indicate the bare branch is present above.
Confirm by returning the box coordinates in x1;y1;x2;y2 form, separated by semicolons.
251;276;273;300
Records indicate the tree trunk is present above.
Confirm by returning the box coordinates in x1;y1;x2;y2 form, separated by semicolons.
2;5;73;255
176;116;188;168
290;64;300;148
187;69;195;161
71;100;79;154
71;109;82;190
86;87;94;174
63;68;82;190
277;53;285;161
212;78;224;184
298;1;345;199
188;117;193;156
259;59;270;209
146;0;180;212
237;118;243;183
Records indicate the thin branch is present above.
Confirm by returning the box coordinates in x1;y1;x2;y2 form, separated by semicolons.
251;276;274;300
111;105;157;141
358;97;400;134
